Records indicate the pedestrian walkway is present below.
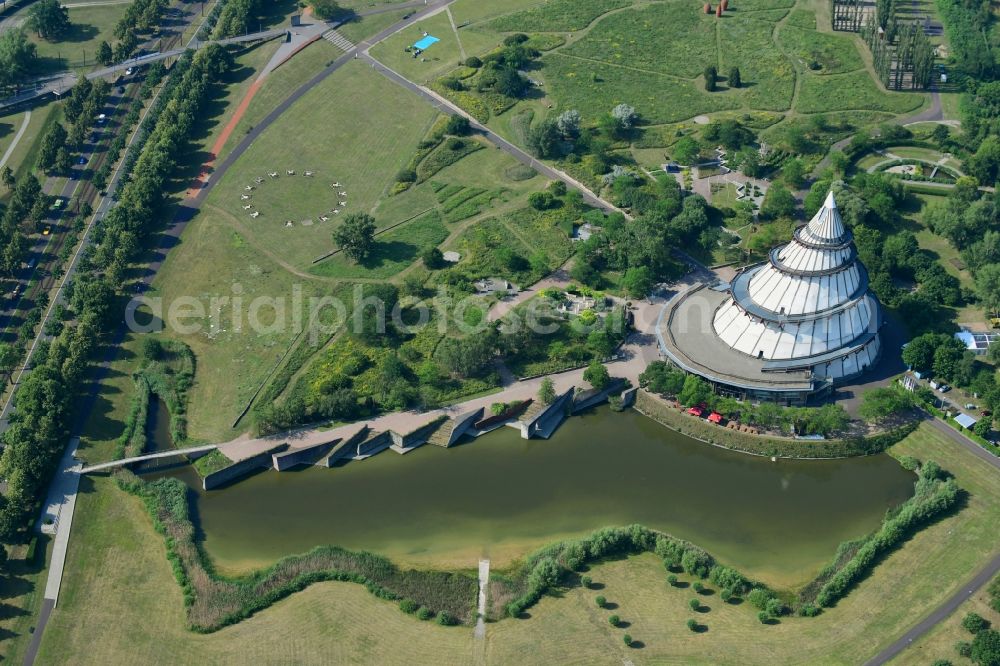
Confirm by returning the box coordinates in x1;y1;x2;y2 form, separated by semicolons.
322;29;355;52
475;559;490;639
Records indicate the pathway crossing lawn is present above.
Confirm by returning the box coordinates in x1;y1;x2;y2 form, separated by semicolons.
225;43;335;150
0;102;57;181
336;7;409;44
542;53;739;124
29;422;1000;663
28;4;130;74
0;111;25;165
796;70;926;114
149;204;342;442
200;39;283;162
208;60;438;270
369;13;503;85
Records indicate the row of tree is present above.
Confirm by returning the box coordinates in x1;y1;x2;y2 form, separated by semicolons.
860;14;935;90
0;45;234;542
96;0;167;66
213;0;263;39
639;362;852;436
38;77;110;174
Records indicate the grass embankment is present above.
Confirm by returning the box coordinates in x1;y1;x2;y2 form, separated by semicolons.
115;338;195;458
115;471;478;630
635;390;917;458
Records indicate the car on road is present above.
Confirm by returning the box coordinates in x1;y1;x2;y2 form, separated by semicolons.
42;227;51;236
77;156;87;165
51;197;64;210
125;67;134;76
97;113;107;124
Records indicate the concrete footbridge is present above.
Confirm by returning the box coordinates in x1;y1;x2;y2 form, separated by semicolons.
0;28;289;112
78;444;218;474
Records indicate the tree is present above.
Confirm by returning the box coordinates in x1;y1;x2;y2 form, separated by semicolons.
687;618;699;631
445;114;471;136
859;387;914;423
673;136;700;165
438;334;496;378
333;213;376;262
608;614;620;626
611;103;637;130
975;264;1000;314
0;166;13;191
782;157;806;188
678;374;712;406
760;182;796;219
595;595;606;608
421;246;444;269
527;118;562;159
0;343;17;381
971;629;1000;666
556;109;581;138
728;66;741;88
704;66;717;92
26;0;71;41
963;612;990;634
933;340;967;382
38;122;68;172
0;29;38;89
584;361;610;389
623;634;633;646
932;123;950;145
622;265;653;299
97;40;113;66
309;0;342;20
539;377;556;404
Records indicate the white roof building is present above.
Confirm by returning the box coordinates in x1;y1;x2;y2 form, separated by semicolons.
657;191;884;403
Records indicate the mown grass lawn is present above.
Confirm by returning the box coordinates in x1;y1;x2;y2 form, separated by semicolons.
796;70;926;113
369;13;502;85
208;60;438;270
27;3;129;74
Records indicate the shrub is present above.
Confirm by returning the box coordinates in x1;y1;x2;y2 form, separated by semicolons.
963;612;990;634
396;168;417;183
689;598;701;611
446;137;465;150
758;610;771;624
687;618;698;632
417;607;433;621
609;614;620;626
956;641;972;658
437;611;458;626
693;581;705;594
581;575;592;588
596;595;606;608
765;598;786;617
446;114;471;136
623;634;633;646
748;587;774;610
667;574;678;586
465;56;482;68
399;599;419;614
720;589;732;603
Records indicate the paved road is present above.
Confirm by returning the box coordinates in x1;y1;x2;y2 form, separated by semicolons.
863;415;1000;666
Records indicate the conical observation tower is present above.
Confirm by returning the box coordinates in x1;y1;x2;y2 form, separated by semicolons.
658;191;883;403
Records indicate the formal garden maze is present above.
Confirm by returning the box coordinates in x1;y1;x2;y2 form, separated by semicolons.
234;169;349;227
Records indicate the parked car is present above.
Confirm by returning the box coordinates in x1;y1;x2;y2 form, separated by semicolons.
42;227;51;236
938;384;951;393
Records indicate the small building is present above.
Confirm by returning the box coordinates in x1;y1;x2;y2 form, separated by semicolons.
954;329;998;356
954;413;979;430
475;278;518;296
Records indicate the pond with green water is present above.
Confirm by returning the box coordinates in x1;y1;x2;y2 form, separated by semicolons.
159;407;914;589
